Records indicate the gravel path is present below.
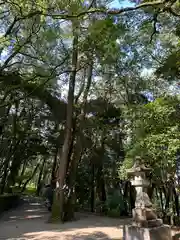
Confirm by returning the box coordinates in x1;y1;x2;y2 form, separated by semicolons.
0;197;130;240
0;197;179;240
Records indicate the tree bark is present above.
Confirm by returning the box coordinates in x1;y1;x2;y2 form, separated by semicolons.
130;182;136;211
0;70;67;123
36;157;46;195
1;139;21;193
96;128;107;212
64;61;93;220
147;183;155;199
158;187;164;215
51;146;58;185
0;153;11;194
96;165;106;205
91;163;95;212
173;185;179;217
51;21;79;222
18;161;27;188
21;163;40;192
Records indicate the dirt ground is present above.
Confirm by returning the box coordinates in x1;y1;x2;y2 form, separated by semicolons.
0;197;179;240
0;197;130;240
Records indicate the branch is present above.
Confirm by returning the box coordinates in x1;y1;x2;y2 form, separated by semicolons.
19;52;46;62
0;10;10;19
2;0;180;25
0;36;31;71
4;17;18;37
21;163;40;192
78;1;165;17
167;7;180;16
2;0;178;25
148;51;163;64
75;68;86;104
88;0;96;9
0;16;42;71
4;1;166;21
1;11;41;39
0;72;67;122
150;9;161;43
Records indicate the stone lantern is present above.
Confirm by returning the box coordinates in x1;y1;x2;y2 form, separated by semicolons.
123;156;172;240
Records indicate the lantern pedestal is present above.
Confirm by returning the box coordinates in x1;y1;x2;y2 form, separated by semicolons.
124;224;172;240
123;156;172;240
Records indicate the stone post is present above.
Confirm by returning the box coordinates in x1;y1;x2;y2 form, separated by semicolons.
123;156;172;240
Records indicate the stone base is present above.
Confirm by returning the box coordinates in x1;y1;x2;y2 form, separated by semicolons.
132;218;163;228
123;224;172;240
132;207;158;222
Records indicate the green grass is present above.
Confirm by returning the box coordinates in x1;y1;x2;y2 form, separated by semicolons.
24;186;36;195
11;186;36;195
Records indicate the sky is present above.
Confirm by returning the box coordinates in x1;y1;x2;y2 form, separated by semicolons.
109;0;134;8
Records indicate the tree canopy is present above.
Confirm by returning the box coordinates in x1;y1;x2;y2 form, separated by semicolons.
0;0;180;224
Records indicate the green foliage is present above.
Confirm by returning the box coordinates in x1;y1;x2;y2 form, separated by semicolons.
85;17;126;63
106;191;121;210
107;208;120;218
121;96;180;180
119;157;133;180
1;0;180;223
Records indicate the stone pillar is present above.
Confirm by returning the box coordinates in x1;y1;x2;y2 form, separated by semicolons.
123;156;172;240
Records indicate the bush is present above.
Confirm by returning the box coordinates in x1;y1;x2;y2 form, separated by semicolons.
0;194;20;214
107;208;120;218
105;190;129;218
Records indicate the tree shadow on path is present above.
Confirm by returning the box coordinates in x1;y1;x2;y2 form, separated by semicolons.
23;231;122;240
0;197;127;240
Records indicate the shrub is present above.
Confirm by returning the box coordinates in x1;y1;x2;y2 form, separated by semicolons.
0;194;20;214
107;207;120;218
105;190;128;218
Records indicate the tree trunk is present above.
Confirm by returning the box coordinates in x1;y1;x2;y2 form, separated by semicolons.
163;184;172;224
122;181;129;216
96;164;106;212
173;185;179;217
51;146;58;186
66;117;77;179
96;129;107;212
130;183;136;211
63;150;83;221
0;157;10;194
51;21;79;222
147;183;155;199
164;185;170;209
0;95;12;143
64;61;93;220
6;102;20;188
159;187;164;214
1;139;20;193
36;157;46;196
96;165;106;202
91;163;95;212
21;163;40;192
18;161;27;188
51;123;59;186
8;156;21;187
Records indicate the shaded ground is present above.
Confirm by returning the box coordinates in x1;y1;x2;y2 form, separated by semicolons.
0;197;130;240
0;197;179;240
